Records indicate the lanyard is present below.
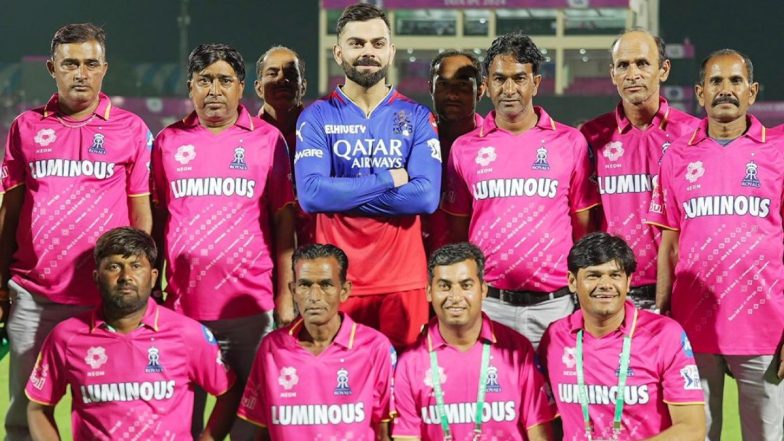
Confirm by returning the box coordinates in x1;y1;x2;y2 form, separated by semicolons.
429;342;491;441
576;329;633;441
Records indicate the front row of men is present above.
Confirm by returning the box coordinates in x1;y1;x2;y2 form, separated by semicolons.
25;227;708;441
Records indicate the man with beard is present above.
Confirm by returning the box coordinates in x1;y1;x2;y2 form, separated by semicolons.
25;227;238;441
294;3;441;350
648;49;784;440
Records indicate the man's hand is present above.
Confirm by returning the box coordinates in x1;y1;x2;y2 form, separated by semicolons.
389;168;409;188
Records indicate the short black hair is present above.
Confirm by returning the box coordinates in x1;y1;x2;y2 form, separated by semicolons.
429;50;483;88
292;244;349;283
611;27;667;68
255;45;306;81
697;48;754;85
94;227;157;267
336;3;390;38
51;23;107;59
188;43;246;82
567;232;636;275
428;242;486;282
484;31;545;76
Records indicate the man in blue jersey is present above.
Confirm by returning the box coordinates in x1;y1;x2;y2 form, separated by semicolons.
294;2;441;350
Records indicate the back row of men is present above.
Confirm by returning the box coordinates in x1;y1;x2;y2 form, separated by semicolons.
1;2;783;440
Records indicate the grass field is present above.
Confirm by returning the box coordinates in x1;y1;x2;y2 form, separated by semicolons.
0;356;741;439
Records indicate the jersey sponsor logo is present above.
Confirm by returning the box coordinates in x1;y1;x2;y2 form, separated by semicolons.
29;159;116;180
29;361;49;391
392;111;413;137
279;366;299;391
473;178;558;200
557;384;650;405
229;146;248;170
682;195;771;219
532;146;551;171
34;128;56;147
597;173;653;195
296;122;308;142
88;133;106;154
294;148;324;164
145;347;164;373
741;161;761;188
1;165;7;180
334;368;352;396
170;177;257;199
486;365;501;392
427;138;442;162
271;403;366;425
332;138;404;169
146;130;154;150
680;365;701;390
420;401;516;425
80;380;176;404
202;325;217;344
85;346;108;369
648;175;663;214
685;161;705;183
681;332;694;358
423;366;447;388
562;347;576;369
475;146;497;167
175;144;197;165
602;141;624;161
324;124;367;135
390;346;397;369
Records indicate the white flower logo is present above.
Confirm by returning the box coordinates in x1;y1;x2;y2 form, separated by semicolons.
85;346;108;369
475;146;497;167
562;347;576;369
278;366;299;390
34;129;56;147
603;141;624;161
175;144;197;165
423;366;447;388
685;161;705;183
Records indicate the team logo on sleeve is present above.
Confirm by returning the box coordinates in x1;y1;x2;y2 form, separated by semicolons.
85;346;108;369
427;139;442;162
741;161;761;188
278;367;299;390
296;121;307;142
145;347;164;373
201;325;217;345
334;368;352;396
392;110;412;137
475;146;497;167
29;360;49;391
34;128;56;147
681;332;694;357
680;365;702;390
685;161;705;183
229;146;248;170
88;133;107;154
602;141;624;161
390;346;397;368
146;130;154;150
532;145;551;171
486;365;501;392
175;144;197;165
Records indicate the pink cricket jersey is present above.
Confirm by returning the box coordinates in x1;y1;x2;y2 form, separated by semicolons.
2;93;151;304
647;116;784;355
237;313;395;440
393;314;557;441
581;98;699;285
25;298;235;441
151;106;295;321
539;301;704;441
442;108;600;292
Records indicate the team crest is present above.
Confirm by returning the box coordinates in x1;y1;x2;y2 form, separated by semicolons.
685;161;705;183
741;161;761;188
532;146;550;170
145;346;164;373
603;141;624;161
278;366;299;390
230;146;248;170
88;133;107;154
334;368;352;396
485;365;501;392
475;146;497;167
392;111;412;137
85;346;108;369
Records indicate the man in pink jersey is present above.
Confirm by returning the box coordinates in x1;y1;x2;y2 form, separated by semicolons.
580;29;699;310
238;244;395;440
539;232;705;441
0;23;153;440
26;227;238;441
648;49;784;440
151;43;295;440
393;243;555;441
424;50;485;255
443;31;599;348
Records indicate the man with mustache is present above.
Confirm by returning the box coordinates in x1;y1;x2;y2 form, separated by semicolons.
238;244;395;440
580;29;699;311
539;232;706;441
294;3;441;350
443;31;599;349
151;43;295;440
648;49;784;440
393;243;556;441
25;227;239;441
0;23;153;440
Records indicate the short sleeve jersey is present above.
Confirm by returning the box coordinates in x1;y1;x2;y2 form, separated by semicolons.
2;93;151;304
646;116;784;354
393;314;557;441
294;87;442;295
539;301;704;441
443;108;599;292
581;99;699;285
25;298;235;441
151;106;295;321
237;314;394;440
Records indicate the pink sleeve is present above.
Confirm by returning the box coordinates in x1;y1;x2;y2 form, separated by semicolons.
372;342;395;423
647;154;680;229
267;131;296;212
569;133;600;213
189;325;235;396
25;329;68;406
660;323;705;404
237;340;268;427
2;118;26;191
518;340;557;430
441;143;471;216
390;355;422;438
127;121;152;196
